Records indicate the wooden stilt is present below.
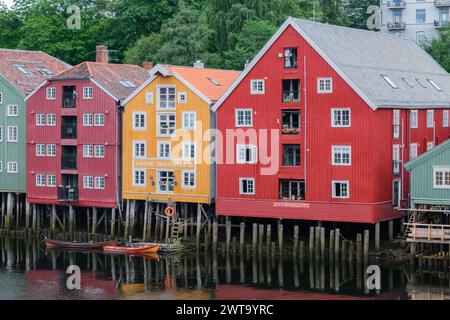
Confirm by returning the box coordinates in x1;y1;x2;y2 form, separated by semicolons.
266;224;271;254
356;233;362;263
69;205;74;234
278;220;283;255
32;204;37;232
320;227;325;260
388;220;394;241
293;225;299;258
143;200;149;242
51;205;56;234
212;219;218;252
225;216;231;254
154;204;160;241
309;226;314;259
124;199;130;240
375;222;380;252
364;230;370;264
130;200;136;239
252;223;258;252
315;227;320;261
15;194;20;230
329;230;335;261
92;207;98;234
25;202;31;229
0;193;6;227
335;228;340;261
239;222;245;253
111;208;116;237
196;204;202;249
6;193;13;229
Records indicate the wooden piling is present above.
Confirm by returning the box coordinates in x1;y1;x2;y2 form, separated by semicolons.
364;229;370;264
25;202;30;229
92;207;97;234
341;239;347;261
335;228;340;261
143;200;149;242
293;225;299;258
375;222;380;252
252;223;258;250
309;226;314;259
315;227;320;260
196;204;202;249
266;224;271;254
329;229;334;261
356;233;362;263
124;200;130;240
349;241;354;264
32;204;37;232
320;227;325;260
212;220;218;252
69;205;74;234
258;224;264;254
225;216;231;253
111;208;116;237
388;219;394;241
239;222;245;253
278;220;284;255
50;205;56;234
5;193;13;229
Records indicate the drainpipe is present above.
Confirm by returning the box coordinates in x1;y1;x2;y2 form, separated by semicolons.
303;56;308;197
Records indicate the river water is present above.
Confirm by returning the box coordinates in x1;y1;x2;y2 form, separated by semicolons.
0;237;448;300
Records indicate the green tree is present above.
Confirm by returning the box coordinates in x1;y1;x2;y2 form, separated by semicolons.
426;27;450;72
0;2;22;49
321;0;349;26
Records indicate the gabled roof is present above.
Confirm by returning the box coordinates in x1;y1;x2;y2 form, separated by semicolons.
122;64;241;106
405;139;450;171
49;62;150;101
0;49;70;95
212;17;450;112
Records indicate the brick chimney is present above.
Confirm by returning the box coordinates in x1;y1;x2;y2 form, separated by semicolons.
96;45;108;63
143;61;154;70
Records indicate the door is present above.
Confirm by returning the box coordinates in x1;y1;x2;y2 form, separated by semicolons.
393;179;401;207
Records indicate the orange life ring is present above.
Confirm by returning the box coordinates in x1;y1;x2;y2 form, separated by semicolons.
164;206;175;217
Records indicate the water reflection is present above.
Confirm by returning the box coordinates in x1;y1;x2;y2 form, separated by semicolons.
0;237;449;300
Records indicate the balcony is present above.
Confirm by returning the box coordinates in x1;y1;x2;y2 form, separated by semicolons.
62;86;76;109
282;79;300;103
435;0;450;7
282;110;300;135
388;1;406;9
387;21;406;30
434;20;449;28
61;116;77;139
61;146;77;170
393;160;401;175
58;185;78;202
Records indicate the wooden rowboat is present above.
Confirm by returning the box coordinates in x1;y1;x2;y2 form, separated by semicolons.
45;239;118;250
103;244;160;254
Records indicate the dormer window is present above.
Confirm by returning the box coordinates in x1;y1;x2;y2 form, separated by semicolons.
14;64;32;75
416;79;427;88
37;67;53;75
381;75;398;89
284;48;298;69
427;79;442;92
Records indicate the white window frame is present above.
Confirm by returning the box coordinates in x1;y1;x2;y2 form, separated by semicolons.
157;141;171;160
83;87;94;99
393;109;400;139
133;141;146;159
94;113;104;126
393;144;401;174
443;110;449;128
36;144;46;157
157;170;175;193
410;110;418;129
0;126;2;142
36;174;46;186
46;87;56;100
47;114;56;126
46;144;56;157
83;113;93;126
0;161;2;172
182;111;196;130
250;80;265;95
157;113;176;137
7;126;18;142
145;92;154;104
182;170;196;189
36;114;46;126
331;108;351;128
7;104;18;117
132;169;146;187
83;145;93;158
0;92;3;104
94;176;105;190
182;142;196;161
178;92;187;104
427;110;434;128
332;180;350;199
94;145;105;158
239;178;255;195
157;85;176;110
433;166;450;189
409;143;418;160
331;146;352;166
133;112;146;130
236;144;258;164
7;161;17;174
46;175;56;187
427;141;434;151
83;176;93;189
317;77;333;93
235;108;253;127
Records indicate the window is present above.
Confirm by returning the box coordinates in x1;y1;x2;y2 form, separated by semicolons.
83;176;93;189
83;145;93;158
133;141;146;159
427;110;434;128
83;87;93;99
239;178;255;195
0;161;2;172
410;110;418;128
236;144;257;164
427;141;434;151
7;126;18;142
416;9;426;23
157;113;176;136
46;87;56;100
381;75;398;89
133;112;146;130
15;64;32;75
157;171;175;193
331;108;351;128
158;86;176;109
434;167;450;189
182;170;196;189
83;113;93;126
36;174;46;186
119;80;136;88
235;109;253;127
416;31;426;45
182;112;196;130
0;126;2;142
0;92;2;104
47;175;56;187
332;146;351;166
178;92;187;104
158;142;171;159
317;78;333;93
393;144;401;174
443;110;449;127
36;114;46;126
282;110;300;134
402;77;414;88
36;144;46;156
208;77;221;86
393;109;400;139
133;169;146;187
94;114;104;126
145;92;154;104
283;144;301;166
250;80;265;94
284;48;298;69
7;161;17;173
427;79;442;92
182;142;196;160
7;105;18;116
47;114;56;126
409;143;418;160
37;67;53;75
282;79;300;103
46;144;56;157
416;79;427;88
94;176;105;189
332;181;349;199
94;145;105;158
279;180;305;200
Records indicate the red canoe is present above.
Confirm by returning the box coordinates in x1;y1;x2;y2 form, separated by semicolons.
103;244;160;254
45;239;118;250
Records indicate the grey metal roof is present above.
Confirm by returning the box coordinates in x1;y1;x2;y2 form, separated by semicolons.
291;18;450;108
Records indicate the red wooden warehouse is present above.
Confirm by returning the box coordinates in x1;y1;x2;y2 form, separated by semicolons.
25;46;149;209
213;18;450;225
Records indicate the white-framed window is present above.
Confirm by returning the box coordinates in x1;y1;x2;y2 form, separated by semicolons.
157;86;176;110
47;175;56;187
182;142;196;161
0;126;2;142
46;87;56;100
409;143;418;160
381;75;398;89
133;141;146;159
427;141;434;151
182;170;196;189
182;111;196;130
236;144;257;164
332;146;351;166
47;114;56;126
36;114;46;126
7;161;17;173
157;113;176;137
83;176;93;189
0;161;2;172
157;141;171;160
7;126;18;142
157;170;175;193
83;145;93;158
250;80;265;94
393;109;400;139
0;92;3;104
94;145;105;158
94;176;105;189
332;180;349;199
235;109;253;127
317;78;333;93
83;113;93;126
133;169;146;187
94;113;104;126
443;110;449;128
433;166;450;189
410;110;418;129
145;92;154;104
133;112;146;130
7;105;18;116
393;144;401;174
178;92;187;104
46;144;56;157
427;79;442;92
331;108;350;127
239;178;255;195
427;110;434;128
36;144;46;156
36;174;46;186
83;87;93;99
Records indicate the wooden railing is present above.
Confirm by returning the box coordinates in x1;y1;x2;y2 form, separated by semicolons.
405;223;450;243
